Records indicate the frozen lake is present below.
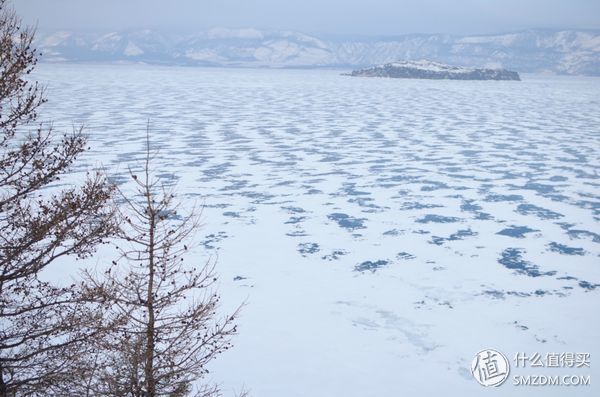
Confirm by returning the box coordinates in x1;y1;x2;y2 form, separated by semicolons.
35;64;599;396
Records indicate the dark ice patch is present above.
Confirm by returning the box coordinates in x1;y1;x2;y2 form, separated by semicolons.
320;154;342;162
273;180;295;187
514;321;529;330
354;260;389;273
573;199;600;216
430;229;478;245
566;229;600;243
107;174;129;186
475;212;494;220
420;181;449;191
520;181;556;194
202;231;228;249
321;250;348;261
348;196;381;210
201;162;233;180
416;214;461;224
327;213;366;231
298;242;320;256
286;230;308;237
239;191;276;203
496;225;538;238
281;206;306;214
548;242;585;256
383;229;404;236
484;194;523;202
578;281;600;290
549;175;568;182
396;252;416;260
460;149;479;157
516;204;563;220
341;183;370;197
460;200;493;219
498;248;556;277
285;216;306;224
483;290;505;299
460;200;482;212
306;188;323;195
413;229;431;234
557;222;575;231
401;202;443;210
220;179;251;191
202;203;230;209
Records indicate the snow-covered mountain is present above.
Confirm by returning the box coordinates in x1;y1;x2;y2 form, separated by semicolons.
36;28;600;75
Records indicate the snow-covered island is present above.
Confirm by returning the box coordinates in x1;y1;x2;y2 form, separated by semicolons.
346;60;521;81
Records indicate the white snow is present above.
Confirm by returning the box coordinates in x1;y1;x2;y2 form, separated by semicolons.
386;59;476;72
41;31;71;47
124;41;144;56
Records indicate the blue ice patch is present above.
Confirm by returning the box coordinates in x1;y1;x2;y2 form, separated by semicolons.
354;260;389;273
415;214;461;224
223;211;241;218
496;225;538;238
401;202;443;210
484;194;523;202
516;204;563;220
327;213;366;231
321;250;347;261
498;248;556;277
520;181;556;194
298;242;320;255
566;229;600;243
548;242;585;256
396;252;416;260
430;228;478;245
285;216;306;224
383;229;404;236
578;281;600;290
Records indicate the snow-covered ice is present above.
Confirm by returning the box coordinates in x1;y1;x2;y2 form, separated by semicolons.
34;64;599;396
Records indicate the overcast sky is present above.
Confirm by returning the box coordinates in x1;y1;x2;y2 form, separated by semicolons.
14;0;600;36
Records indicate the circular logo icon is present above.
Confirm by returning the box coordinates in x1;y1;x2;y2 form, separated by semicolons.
471;349;510;387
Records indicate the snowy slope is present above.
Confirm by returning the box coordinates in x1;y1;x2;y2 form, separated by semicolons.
34;28;600;75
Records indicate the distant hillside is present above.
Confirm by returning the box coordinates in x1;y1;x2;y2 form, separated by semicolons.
35;28;600;75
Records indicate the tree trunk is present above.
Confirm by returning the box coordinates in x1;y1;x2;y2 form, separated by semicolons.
144;209;156;397
0;362;7;397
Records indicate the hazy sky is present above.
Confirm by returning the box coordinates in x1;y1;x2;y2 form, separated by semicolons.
14;0;600;36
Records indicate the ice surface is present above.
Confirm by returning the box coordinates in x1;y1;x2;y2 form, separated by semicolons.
34;64;600;396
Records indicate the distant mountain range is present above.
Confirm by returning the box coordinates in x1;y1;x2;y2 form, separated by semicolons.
35;28;600;75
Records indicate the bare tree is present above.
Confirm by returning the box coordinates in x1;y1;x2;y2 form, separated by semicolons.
0;1;117;395
81;132;238;397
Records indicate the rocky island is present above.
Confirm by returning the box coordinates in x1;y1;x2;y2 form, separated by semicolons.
347;60;520;81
